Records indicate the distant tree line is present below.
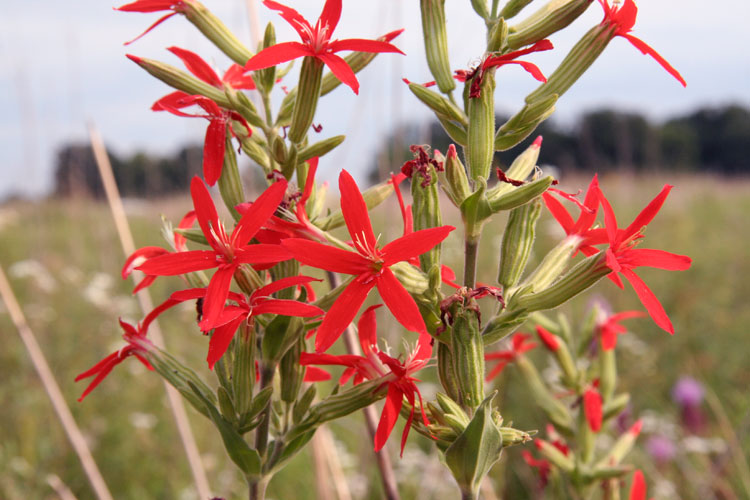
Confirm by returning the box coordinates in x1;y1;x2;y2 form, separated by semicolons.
54;144;204;198
370;104;750;182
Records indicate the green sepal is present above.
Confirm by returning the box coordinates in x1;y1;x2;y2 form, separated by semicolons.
217;131;245;221
500;0;534;20
495;94;558;151
444;394;503;496
293;385;317;424
183;1;253;65
482;309;529;346
241;386;274;429
174;228;209;246
437;115;468;145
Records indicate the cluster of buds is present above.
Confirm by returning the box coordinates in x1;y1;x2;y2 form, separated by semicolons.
77;0;691;498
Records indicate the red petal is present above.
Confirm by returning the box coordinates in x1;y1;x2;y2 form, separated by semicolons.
222;64;256;89
629;470;647;500
303;366;332;382
137;250;218;275
190;176;221;251
376;268;426;334
318;53;359;94
338;170;377;252
315;277;374;352
299;351;362;368
123;12;177;45
501;60;548;82
597;186;619;245
244;42;311;71
151;90;191;112
254;275;321;298
543;192;575;234
122;246;168;279
623;34;686;87
583;388;603;432
623;184;672;240
116;0;177;12
621;268;674;334
235;244;291;264
252;299;323;317
327;38;404;55
174;210;197;251
206;317;244;369
232;180;288;246
381;226;454;266
203;117;227;186
357;304;382;356
319;0;342;35
199;266;236;330
281;238;370;274
536;326;560;352
621;248;692;271
263;1;311;40
167;46;221;87
374;384;403;451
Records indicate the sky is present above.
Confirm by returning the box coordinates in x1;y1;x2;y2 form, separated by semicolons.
1;0;749;199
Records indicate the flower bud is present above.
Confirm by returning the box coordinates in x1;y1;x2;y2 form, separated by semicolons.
525;22;613;104
486;18;508;53
535;438;574;471
232;322;256;418
497;197;542;289
217;132;245;221
470;0;490;19
420;0;456;93
408;83;468;125
450;305;485;409
183;1;253;65
280;337;304;403
298;135;345;163
299;378;388;432
437;115;468;145
258;23;277;93
438;144;472;207
521;235;584;294
240;136;271;173
234;264;265;294
217;386;237;424
487;176;554;213
495;94;558;151
390;261;430;296
437;343;463;403
467;71;496;181
516;251;610;312
482;309;528;346
271;135;287;163
516;356;573;431
500;426;533;447
507;0;593;50
128;55;228;107
596;419;641;468
599;346;617;402
499;0;534;20
292;384;317;424
506;136;543;183
289;56;324;144
536;326;578;386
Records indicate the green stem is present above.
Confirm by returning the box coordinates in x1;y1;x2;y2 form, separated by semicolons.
248;476;267;500
464;237;480;288
254;365;275;457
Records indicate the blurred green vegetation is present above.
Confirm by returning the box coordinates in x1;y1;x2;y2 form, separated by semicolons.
0;173;747;499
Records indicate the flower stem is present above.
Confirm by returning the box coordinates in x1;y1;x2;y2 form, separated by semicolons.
464;237;480;288
255;365;276;457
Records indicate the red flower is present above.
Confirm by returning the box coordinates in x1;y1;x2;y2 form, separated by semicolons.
138;177;290;330
583;387;603;432
282;170;454;352
122;210;196;293
629;470;652;500
597;0;686;87
244;0;404;94
535;325;560;352
522;450;551;488
145;90;251;186
485;333;537;381
454;40;553;98
597;310;645;350
542;174;602;256
597;184;692;334
169;276;323;368
116;0;193;45
76;297;181;401
300;305;433;454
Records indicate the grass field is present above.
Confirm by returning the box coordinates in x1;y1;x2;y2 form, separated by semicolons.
1;173;748;499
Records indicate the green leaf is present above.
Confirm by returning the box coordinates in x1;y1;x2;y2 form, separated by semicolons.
444;394;504;495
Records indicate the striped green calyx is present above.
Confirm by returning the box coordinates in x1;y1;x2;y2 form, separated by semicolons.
289;56;324;144
420;0;456;93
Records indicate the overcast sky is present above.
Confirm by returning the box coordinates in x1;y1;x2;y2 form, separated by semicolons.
2;0;749;198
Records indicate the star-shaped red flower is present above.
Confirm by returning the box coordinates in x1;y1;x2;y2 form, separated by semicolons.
282;169;454;352
244;0;404;94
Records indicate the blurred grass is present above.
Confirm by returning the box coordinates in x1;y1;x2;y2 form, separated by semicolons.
0;173;747;499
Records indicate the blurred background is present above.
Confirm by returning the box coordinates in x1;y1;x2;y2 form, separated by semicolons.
1;1;749;499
